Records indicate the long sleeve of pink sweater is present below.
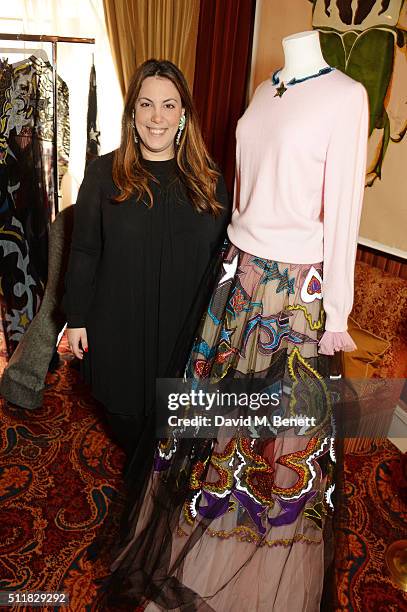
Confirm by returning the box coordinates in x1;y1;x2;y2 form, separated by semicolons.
227;69;369;333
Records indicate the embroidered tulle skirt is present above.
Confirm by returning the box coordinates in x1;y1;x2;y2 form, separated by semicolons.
106;241;339;612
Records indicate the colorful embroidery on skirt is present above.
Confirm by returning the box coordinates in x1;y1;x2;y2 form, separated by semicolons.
158;243;335;547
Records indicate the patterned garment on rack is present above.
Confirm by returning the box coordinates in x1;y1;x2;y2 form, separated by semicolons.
86;63;100;167
0;56;70;356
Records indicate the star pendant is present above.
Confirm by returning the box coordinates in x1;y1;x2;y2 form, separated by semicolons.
274;82;287;98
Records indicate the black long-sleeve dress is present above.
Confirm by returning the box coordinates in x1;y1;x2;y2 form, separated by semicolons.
63;152;229;451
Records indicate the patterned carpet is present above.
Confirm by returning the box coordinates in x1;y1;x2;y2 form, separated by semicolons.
0;335;406;611
335;445;406;611
0;336;126;611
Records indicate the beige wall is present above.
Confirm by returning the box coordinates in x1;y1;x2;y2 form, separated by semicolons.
360;6;407;255
250;0;407;255
250;0;313;95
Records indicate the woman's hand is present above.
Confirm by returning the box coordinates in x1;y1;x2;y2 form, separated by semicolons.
67;327;88;360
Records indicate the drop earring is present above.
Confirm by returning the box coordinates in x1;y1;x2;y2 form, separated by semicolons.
176;114;186;145
132;109;139;143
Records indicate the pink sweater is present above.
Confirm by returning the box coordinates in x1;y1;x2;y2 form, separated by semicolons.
227;68;369;333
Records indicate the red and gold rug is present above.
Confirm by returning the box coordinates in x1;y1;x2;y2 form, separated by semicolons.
0;336;406;611
335;444;406;611
0;336;126;611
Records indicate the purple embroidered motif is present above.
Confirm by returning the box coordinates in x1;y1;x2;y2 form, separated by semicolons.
308;276;321;294
268;491;316;527
154;454;170;472
198;490;230;519
234;490;267;534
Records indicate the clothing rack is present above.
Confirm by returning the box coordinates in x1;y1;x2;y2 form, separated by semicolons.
0;33;95;216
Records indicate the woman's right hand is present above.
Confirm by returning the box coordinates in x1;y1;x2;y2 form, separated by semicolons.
67;327;88;360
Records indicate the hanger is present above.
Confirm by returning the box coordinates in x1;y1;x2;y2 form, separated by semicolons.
31;48;49;62
0;47;49;63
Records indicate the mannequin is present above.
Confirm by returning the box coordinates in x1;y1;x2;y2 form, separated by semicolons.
278;30;330;83
106;32;369;612
269;29;362;355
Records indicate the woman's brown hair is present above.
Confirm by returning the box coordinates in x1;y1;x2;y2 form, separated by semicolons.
113;59;223;215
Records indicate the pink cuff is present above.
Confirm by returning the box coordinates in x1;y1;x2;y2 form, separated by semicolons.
318;330;357;355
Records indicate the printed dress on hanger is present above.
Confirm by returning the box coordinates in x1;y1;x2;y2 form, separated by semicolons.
0;56;70;356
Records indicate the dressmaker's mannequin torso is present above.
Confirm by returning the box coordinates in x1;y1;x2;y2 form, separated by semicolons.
278;30;330;83
228;29;369;354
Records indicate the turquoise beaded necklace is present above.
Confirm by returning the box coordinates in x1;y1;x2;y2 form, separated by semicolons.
272;66;335;98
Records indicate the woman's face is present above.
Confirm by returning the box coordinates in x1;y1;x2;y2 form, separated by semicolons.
134;76;184;160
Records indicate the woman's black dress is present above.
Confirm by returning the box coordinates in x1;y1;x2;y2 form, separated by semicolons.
63;152;229;453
